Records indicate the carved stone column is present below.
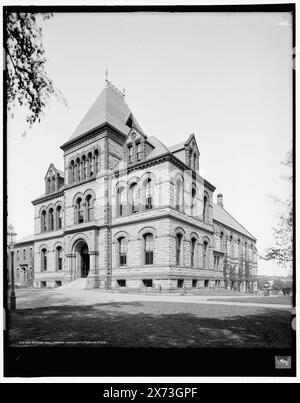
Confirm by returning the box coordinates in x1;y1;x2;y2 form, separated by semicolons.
86;251;100;289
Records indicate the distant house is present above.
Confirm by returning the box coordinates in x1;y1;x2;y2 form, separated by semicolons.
13;235;35;287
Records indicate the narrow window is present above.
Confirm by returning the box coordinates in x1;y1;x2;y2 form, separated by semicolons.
192;279;198;288
145;179;152;210
130;183;138;213
177;279;184;288
203;195;208;223
191;238;196;267
175;180;183;211
89;155;94;177
82;156;87;179
86;195;94;221
41;248;47;271
176;234;182;266
76;198;84;223
56;206;62;229
128;145;133;164
23;248;26;260
56;246;62;270
117;188;126;216
203;241;208;269
144;233;154;265
118;237;127;266
41;210;47;232
191;187;196;215
49;208;54;231
17;250;19;260
136;142;142;161
204;279;209;288
30;248;33;258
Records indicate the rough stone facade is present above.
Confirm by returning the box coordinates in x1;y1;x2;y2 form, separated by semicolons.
27;80;258;291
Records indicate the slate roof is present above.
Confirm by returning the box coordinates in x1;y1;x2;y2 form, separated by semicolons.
63;81;145;146
213;203;256;240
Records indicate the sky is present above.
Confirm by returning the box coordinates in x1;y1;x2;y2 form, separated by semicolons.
7;11;293;276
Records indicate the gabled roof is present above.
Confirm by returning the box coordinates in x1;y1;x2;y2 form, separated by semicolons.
146;136;169;160
213;203;256;240
44;163;64;180
62;81;145;147
168;133;200;156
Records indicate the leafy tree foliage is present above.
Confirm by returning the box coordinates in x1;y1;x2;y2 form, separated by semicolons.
5;12;66;126
263;151;293;268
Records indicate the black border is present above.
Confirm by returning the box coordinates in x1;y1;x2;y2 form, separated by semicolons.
3;3;296;378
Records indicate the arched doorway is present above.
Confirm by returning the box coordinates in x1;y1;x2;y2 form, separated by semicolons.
74;240;90;279
80;244;89;278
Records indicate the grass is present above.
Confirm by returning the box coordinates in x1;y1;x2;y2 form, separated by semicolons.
8;300;293;348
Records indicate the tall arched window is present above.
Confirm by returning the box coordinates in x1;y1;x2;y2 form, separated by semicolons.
203;194;209;223
49;208;54;231
175;179;183;212
220;231;224;252
129;183;138;213
117;187;126;216
86;194;94;221
88;153;94;177
118;237;127;266
82;155;87;180
191;238;197;267
203;240;208;269
56;205;62;229
41;210;47;232
41;248;47;271
144;233;154;265
94;150;100;174
75;197;84;224
145;178;152;210
56;246;62;270
191;187;196;216
176;233;183;266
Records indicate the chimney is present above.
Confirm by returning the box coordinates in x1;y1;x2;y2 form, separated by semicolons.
217;193;223;208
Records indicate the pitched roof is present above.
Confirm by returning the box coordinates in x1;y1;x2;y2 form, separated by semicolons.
146;136;169;160
63;81;145;146
213;203;256;240
168;141;185;153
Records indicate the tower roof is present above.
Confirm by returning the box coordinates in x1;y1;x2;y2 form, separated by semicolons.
62;80;144;148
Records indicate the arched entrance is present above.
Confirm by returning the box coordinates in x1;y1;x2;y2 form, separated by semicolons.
74;240;90;279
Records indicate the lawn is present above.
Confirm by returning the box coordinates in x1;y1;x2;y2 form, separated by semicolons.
8;300;293;348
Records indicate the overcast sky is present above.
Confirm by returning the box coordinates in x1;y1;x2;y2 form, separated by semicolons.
7;11;293;276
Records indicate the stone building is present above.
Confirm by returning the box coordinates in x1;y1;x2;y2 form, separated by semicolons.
13;235;35;287
28;79;258;291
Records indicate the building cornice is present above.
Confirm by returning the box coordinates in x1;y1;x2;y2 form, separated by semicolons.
32;190;64;206
60;122;127;151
